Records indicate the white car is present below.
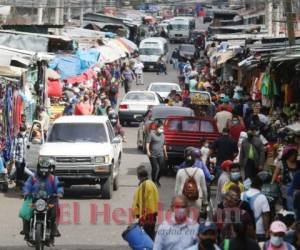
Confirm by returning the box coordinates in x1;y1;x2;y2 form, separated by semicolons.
26;116;122;199
147;82;181;99
118;91;163;125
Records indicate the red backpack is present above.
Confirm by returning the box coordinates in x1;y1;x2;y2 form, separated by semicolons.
182;169;199;201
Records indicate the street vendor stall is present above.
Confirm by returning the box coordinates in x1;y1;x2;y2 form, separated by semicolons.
186;91;215;117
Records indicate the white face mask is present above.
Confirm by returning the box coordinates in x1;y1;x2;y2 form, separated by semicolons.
157;128;164;134
270;236;283;247
21;132;26;136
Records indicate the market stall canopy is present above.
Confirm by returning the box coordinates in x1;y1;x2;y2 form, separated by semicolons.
96;45;123;63
105;39;128;57
143;16;157;23
119;37;138;52
0;30;73;53
0;65;26;78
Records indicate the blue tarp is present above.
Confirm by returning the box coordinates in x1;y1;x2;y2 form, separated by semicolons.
49;49;100;79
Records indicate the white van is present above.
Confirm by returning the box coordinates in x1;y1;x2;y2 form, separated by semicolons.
139;37;168;71
168;17;195;43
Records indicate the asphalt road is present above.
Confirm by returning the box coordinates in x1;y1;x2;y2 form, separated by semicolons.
0;46;182;250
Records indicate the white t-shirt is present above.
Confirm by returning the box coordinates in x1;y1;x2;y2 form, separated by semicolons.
214;110;232;132
134;62;144;74
200;146;209;164
241;188;270;235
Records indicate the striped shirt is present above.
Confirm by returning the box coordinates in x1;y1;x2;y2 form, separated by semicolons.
12;134;27;163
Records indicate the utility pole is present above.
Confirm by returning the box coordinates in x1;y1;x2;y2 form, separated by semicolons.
80;2;84;26
265;0;273;36
284;0;296;45
55;0;60;25
37;6;43;24
60;0;64;24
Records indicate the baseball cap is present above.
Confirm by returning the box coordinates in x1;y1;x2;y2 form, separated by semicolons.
270;221;287;234
198;221;217;233
221;160;233;170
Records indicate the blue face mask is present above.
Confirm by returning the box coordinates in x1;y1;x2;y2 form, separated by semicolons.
231;172;241;181
270;236;283;247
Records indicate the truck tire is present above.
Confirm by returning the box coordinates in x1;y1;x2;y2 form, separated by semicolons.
113;175;119;191
101;175;113;199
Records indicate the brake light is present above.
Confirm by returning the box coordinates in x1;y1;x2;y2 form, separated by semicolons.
149;122;157;130
119;104;128;110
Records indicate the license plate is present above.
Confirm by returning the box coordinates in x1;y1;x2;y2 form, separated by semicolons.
133;114;140;119
149;65;154;69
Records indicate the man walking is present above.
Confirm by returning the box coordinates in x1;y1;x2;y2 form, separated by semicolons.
239;125;265;180
210;128;238;177
132;165;159;240
122;66;135;93
146;122;167;187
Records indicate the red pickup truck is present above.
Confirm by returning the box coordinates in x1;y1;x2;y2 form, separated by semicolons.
163;116;220;165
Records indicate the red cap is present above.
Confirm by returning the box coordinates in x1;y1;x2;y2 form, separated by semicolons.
221;160;233;171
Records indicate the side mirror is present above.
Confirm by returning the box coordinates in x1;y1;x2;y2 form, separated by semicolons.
112;137;121;144
135;115;144;122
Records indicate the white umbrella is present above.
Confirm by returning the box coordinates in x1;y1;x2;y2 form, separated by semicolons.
96;46;122;63
105;40;127;58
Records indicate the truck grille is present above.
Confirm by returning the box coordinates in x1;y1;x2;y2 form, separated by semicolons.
56;157;92;164
55;169;95;175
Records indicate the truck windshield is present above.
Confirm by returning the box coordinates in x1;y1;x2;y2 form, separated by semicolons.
140;48;161;56
48;123;108;143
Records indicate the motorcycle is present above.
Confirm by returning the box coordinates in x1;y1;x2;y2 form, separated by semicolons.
27;186;58;250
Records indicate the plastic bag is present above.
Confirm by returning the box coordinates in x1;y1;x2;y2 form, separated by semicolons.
19;197;33;221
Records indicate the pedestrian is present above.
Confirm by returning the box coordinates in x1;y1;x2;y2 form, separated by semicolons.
185;222;221;250
122;66;135;93
36;105;50;139
226;113;246;142
220;212;260;250
216;160;232;206
146;121;167;187
157;55;167;75
133;60;144;85
11;125;33;187
222;163;244;194
108;78;119;108
175;147;208;212
210;128;239;177
153;195;199;250
241;175;270;242
272;146;300;211
215;106;233;133
132;165;159;240
21;114;28;131
259;221;295;249
240;125;265;180
171;48;179;70
200;138;210;165
216;186;255;242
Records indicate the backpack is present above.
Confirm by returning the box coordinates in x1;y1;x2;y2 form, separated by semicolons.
242;192;262;223
263;240;292;250
182;169;199;201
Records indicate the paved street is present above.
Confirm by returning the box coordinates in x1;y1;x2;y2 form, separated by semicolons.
0;51;180;250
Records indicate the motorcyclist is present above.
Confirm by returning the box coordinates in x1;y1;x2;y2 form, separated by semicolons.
108;112;126;142
21;160;63;245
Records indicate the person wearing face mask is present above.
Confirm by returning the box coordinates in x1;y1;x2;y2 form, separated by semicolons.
241;175;270;242
227;113;246;142
259;221;295;250
216;160;232;206
108;112;126;142
146;122;168;187
222;163;244;194
175;147;208;213
185;222;221;250
153;195;199;250
239;125;265;180
132;165;159;240
11;125;33;188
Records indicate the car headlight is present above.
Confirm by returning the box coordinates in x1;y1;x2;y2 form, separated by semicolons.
35;199;46;212
95;155;110;164
38;156;56;167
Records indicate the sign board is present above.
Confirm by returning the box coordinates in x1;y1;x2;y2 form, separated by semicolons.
190;91;211;105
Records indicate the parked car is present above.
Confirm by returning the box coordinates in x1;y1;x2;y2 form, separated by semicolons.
136;105;194;152
147;82;181;99
178;44;196;62
118;91;163;125
27;116;122;199
163;116;220;166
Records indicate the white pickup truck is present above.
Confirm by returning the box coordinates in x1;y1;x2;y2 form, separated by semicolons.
26;115;122;199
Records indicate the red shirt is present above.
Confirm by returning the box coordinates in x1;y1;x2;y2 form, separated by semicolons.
229;124;245;142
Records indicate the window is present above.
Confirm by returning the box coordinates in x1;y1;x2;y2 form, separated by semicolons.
201;121;214;133
106;121;115;142
139;48;161;56
125;92;155;101
167;120;181;131
182;120;200;132
48;123;108;143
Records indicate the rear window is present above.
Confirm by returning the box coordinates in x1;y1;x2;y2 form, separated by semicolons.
150;84;179;92
125;92;155;101
166;119;215;132
151;108;192;120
